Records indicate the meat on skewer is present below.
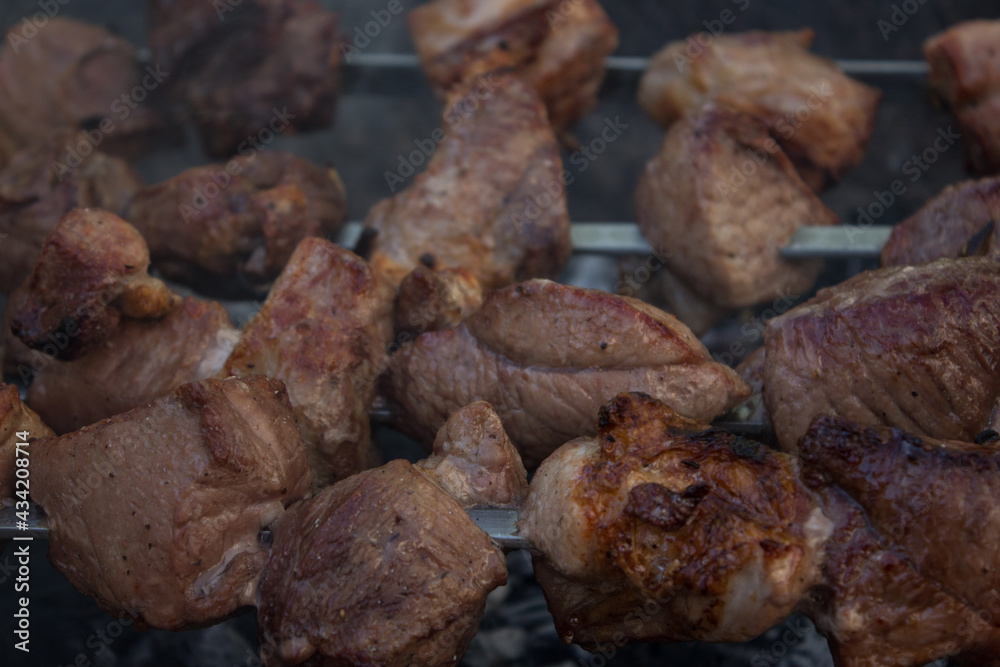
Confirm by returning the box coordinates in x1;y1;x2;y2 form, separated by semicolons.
394;265;484;336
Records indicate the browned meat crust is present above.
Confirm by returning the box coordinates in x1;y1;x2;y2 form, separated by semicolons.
128;151;347;292
221;238;394;487
0;382;53;499
763;258;1000;452
635;105;838;313
881;175;1000;266
364;73;572;290
395;266;484;335
383;279;749;468
31;376;313;630
27;297;238;434
638;29;880;190
10;208;180;360
257;459;507;667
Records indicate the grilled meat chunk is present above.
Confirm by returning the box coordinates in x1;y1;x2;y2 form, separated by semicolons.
638;30;880;190
395;266;484;335
520;392;831;648
257;458;507;667
635;105;838;318
383;279;749;467
31;376;313;630
364;73;572;290
409;0;618;131
11;208;180;361
881;175;1000;266
220;238;394;487
0;382;53;499
762;258;1000;452
27;297;238;434
0;132;143;293
128;151;347;293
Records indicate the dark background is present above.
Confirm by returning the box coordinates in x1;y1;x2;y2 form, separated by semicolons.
1;1;999;665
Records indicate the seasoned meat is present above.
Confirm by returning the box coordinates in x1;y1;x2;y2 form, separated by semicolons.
148;0;341;157
128;151;347;293
27;297;239;434
10;208;179;361
395;266;484;335
0;383;53;499
256;458;507;667
635;105;838;313
519;392;831;648
364;73;572;290
409;0;618;131
0;131;143;293
383;279;750;467
31;376;313;630
638;30;880;190
0;18;163;164
416;401;528;508
881;175;1000;266
220;238;394;487
763;258;1000;452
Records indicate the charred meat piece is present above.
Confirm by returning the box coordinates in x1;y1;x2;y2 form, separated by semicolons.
31;376;313;630
148;0;341;157
416;401;529;508
762;258;1000;452
635;105;838;317
11;208;179;361
639;30;880;190
128;151;347;293
0;131;143;293
519;392;831;648
364;73;572;290
383;279;749;467
409;0;619;131
0;382;53;499
395;266;484;335
220;238;394;487
881;175;1000;266
257;458;507;667
27;297;239;434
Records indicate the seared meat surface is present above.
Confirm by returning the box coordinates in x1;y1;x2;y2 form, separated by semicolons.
881;175;1000;266
763;258;1000;452
0;382;53;499
634;105;838;321
27;297;238;434
383;279;749;467
11;208;179;360
128;151;347;292
364;73;572;290
395;266;484;335
638;30;880;190
31;376;313;630
409;0;618;131
519;392;831;648
220;238;394;487
257;458;507;667
0;132;143;293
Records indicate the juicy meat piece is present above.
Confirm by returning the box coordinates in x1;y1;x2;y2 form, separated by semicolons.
416;401;529;508
0;131;143;293
881;175;1000;266
763;258;1000;451
31;376;313;630
519;392;831;648
148;0;341;157
11;208;179;360
220;238;394;487
0;18;162;164
128;151;347;292
257;458;507;667
383;279;750;467
0;383;53;499
409;0;618;131
364;73;572;290
27;297;239;434
638;29;880;190
395;266;484;335
635;105;838;311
